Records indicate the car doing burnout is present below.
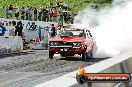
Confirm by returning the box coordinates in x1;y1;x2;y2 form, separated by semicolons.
48;27;96;60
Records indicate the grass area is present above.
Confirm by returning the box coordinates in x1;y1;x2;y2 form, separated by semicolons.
0;0;112;18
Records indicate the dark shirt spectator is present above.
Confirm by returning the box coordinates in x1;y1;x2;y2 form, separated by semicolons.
51;24;56;37
49;1;53;8
38;9;42;21
28;22;37;30
5;6;9;18
29;7;33;21
34;7;37;14
26;6;30;20
46;6;50;22
15;21;24;37
63;10;68;23
62;2;68;10
56;0;60;7
42;8;48;22
15;5;20;19
34;7;38;21
9;5;13;11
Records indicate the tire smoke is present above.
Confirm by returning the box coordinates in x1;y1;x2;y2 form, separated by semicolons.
74;0;132;58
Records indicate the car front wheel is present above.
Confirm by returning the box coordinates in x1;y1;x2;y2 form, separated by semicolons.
49;50;54;59
87;51;93;59
82;50;87;61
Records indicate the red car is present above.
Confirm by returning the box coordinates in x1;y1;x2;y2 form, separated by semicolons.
48;27;96;60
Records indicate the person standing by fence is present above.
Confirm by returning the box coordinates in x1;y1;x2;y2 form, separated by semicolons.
52;7;57;22
15;5;20;20
58;11;63;26
46;6;50;22
26;6;30;20
20;7;25;20
38;7;42;21
8;4;13;18
34;7;37;21
5;6;9;18
42;8;48;22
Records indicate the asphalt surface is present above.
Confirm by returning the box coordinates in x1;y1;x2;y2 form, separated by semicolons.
0;50;108;87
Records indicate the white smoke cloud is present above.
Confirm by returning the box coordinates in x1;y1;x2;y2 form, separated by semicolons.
74;0;132;58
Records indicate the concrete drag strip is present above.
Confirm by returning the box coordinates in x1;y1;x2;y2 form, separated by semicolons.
0;50;107;87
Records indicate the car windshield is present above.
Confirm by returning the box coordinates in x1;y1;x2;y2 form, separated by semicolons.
57;29;85;37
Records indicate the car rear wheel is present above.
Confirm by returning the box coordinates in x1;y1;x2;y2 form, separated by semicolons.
49;50;54;59
82;50;93;61
87;52;93;59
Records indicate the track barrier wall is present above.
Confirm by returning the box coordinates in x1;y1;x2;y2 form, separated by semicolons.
34;52;132;87
0;36;23;55
0;18;57;44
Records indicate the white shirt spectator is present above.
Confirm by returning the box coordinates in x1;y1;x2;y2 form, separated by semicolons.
15;6;19;13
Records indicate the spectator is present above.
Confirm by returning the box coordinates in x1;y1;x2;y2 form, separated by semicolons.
56;0;61;7
51;24;56;37
10;20;16;36
29;7;33;21
52;7;57;22
46;6;50;22
14;21;24;37
69;13;74;24
8;4;13;18
3;1;74;23
28;22;37;30
49;1;53;8
49;7;53;21
20;7;25;20
58;11;63;25
38;8;42;21
5;6;9;18
26;6;30;20
15;5;20;20
60;2;64;9
34;7;37;21
0;21;6;36
42;8;48;22
56;23;61;34
63;10;68;23
62;2;68;10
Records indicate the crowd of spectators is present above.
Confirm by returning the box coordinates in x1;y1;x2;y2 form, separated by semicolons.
5;1;75;24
